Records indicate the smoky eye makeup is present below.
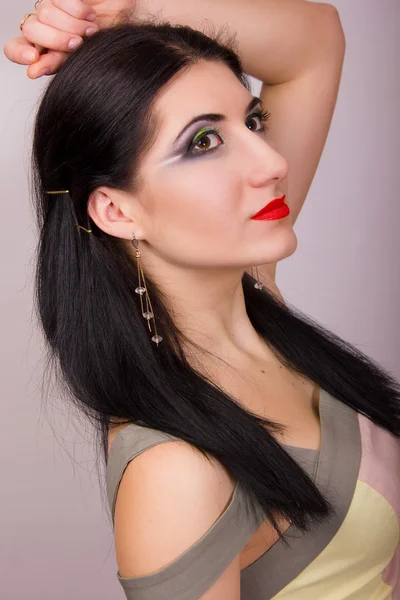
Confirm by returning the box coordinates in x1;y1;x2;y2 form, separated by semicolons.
157;123;223;166
183;108;271;160
158;105;271;166
173;122;220;156
185;126;224;159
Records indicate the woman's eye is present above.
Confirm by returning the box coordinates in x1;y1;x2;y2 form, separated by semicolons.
246;109;271;135
188;110;271;157
189;127;223;156
246;113;266;132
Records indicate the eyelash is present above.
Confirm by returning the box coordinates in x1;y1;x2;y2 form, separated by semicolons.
187;108;271;157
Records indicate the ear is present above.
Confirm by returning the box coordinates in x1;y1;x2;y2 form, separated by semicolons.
87;187;146;240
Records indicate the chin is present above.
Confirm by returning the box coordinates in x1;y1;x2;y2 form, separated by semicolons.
284;228;298;257
264;226;298;263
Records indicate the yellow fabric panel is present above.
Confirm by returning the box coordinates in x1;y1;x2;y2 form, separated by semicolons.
272;480;399;599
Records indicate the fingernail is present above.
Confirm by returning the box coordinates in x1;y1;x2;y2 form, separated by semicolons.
85;27;98;36
86;12;97;21
22;50;36;62
32;68;50;78
68;37;82;50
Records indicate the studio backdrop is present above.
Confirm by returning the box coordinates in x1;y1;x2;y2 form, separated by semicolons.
1;1;399;598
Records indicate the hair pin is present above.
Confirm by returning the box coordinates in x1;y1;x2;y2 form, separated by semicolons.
45;190;70;194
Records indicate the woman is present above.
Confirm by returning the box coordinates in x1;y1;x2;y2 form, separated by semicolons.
4;1;400;599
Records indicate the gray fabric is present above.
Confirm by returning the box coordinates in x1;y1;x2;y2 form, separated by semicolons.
105;388;361;600
240;388;361;598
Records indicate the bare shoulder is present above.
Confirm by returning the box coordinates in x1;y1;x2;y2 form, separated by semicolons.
113;435;241;598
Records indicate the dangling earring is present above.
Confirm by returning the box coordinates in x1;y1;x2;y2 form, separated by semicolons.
254;266;264;290
131;234;163;345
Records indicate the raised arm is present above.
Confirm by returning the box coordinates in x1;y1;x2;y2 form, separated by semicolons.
241;2;345;287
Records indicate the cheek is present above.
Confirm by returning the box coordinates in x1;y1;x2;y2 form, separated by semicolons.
151;161;243;231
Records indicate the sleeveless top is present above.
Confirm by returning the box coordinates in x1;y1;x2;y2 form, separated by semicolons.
106;388;400;599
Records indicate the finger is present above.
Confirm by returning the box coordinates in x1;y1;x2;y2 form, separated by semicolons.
21;14;85;53
26;50;68;78
34;42;47;54
51;0;97;21
36;0;99;37
3;36;40;65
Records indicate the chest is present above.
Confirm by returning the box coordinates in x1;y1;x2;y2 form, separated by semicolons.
199;352;322;570
200;348;322;451
244;389;320;569
109;349;322;571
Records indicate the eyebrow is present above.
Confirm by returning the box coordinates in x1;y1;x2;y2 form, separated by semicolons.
171;96;263;148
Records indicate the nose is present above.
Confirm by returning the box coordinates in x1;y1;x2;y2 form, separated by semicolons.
246;137;289;188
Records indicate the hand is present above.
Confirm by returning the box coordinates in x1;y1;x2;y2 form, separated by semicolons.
3;0;136;79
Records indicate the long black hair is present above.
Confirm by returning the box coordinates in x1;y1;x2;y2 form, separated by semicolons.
30;19;400;545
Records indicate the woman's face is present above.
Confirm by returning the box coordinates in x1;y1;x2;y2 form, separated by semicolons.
129;60;296;271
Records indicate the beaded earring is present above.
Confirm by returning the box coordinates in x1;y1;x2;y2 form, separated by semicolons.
131;233;264;346
254;266;264;290
131;234;163;345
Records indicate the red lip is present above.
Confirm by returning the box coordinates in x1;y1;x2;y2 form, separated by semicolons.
251;195;287;219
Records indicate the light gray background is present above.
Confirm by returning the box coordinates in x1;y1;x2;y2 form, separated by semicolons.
1;1;399;598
